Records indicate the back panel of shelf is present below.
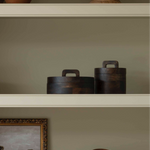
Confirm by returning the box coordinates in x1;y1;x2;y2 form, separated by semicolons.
0;107;149;150
0;17;149;94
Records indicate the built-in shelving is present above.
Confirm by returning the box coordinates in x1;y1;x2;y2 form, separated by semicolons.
0;4;149;108
0;5;149;150
0;94;149;107
0;4;149;17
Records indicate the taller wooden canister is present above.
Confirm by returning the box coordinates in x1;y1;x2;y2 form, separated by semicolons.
95;61;126;94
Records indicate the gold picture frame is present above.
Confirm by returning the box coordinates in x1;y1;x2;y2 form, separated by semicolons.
0;118;48;150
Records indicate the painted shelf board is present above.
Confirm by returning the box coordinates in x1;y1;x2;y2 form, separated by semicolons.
0;4;149;17
0;94;149;107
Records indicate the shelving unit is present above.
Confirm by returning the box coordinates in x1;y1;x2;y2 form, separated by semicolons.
0;3;149;150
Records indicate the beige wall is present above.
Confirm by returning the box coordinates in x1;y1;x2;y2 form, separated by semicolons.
0;107;149;150
0;17;149;94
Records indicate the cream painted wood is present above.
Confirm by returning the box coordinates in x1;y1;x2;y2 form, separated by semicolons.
0;94;149;107
0;4;149;17
31;0;150;3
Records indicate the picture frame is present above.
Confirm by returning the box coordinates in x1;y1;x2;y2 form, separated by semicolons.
0;118;48;150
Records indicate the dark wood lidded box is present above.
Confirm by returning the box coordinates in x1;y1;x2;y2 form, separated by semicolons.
95;61;126;94
47;70;94;94
0;146;4;150
93;149;108;150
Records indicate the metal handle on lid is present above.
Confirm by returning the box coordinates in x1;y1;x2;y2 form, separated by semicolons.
103;61;119;68
62;69;80;77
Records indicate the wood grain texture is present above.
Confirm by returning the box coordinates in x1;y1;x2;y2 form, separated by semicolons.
5;0;31;2
0;147;4;150
47;70;94;94
95;61;126;94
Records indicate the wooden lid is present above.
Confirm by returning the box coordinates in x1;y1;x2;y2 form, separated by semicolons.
95;61;126;74
48;69;94;83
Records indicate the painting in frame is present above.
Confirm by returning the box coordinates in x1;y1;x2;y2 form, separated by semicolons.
0;118;48;150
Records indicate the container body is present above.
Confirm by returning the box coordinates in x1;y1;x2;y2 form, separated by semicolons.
47;70;94;94
0;146;4;150
95;73;126;94
47;81;94;94
95;61;126;94
5;0;31;3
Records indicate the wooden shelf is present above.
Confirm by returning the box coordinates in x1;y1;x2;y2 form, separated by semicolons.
0;4;149;17
0;94;149;107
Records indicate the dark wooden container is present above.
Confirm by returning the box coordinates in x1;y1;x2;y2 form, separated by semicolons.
47;69;94;94
5;0;31;3
95;61;126;94
93;149;108;150
0;146;4;150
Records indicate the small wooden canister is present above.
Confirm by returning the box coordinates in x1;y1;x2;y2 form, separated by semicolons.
95;61;126;94
5;0;31;3
47;69;94;94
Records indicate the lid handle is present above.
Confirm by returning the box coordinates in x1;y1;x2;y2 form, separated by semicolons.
62;69;80;77
103;61;119;68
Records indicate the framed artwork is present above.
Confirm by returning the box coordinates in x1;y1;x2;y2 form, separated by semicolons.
0;118;48;150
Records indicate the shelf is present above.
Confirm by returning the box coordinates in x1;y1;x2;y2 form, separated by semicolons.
0;4;149;17
0;94;149;107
